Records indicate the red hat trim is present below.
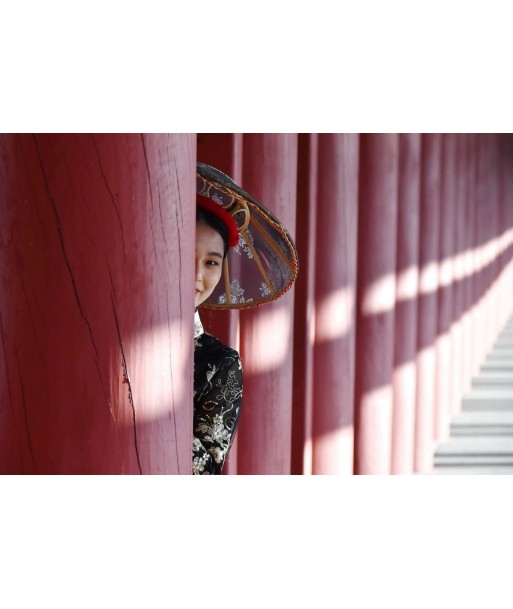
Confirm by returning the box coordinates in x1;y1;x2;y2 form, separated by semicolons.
196;196;239;248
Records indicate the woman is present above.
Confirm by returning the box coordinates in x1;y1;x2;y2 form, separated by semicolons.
193;163;299;475
193;199;243;475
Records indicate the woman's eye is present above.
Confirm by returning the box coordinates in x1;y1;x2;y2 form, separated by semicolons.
206;260;219;267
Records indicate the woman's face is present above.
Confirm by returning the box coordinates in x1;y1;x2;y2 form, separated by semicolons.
195;221;225;308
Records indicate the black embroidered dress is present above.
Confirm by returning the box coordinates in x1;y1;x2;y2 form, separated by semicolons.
193;311;243;475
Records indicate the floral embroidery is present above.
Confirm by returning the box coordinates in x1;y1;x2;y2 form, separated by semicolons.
259;282;272;297
196;413;232;446
233;231;255;259
214;369;242;406
193;327;243;475
218;279;254;305
192;452;211;475
209;446;226;464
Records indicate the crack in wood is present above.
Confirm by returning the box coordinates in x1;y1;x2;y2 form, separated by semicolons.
140;134;160;268
91;135;128;259
31;136;101;357
31;135;114;413
111;297;143;474
15;348;37;472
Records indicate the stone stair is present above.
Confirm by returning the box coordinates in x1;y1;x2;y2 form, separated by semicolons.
433;318;513;474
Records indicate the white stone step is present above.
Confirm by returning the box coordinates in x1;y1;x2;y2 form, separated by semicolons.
472;374;513;386
481;362;513;372
432;465;513;474
486;349;513;361
431;316;513;475
434;437;513;466
462;390;513;411
486;351;513;361
450;411;513;436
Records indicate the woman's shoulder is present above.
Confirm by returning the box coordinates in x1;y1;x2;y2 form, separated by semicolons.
196;332;241;367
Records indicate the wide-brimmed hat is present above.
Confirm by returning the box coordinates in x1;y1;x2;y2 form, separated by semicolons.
196;162;299;309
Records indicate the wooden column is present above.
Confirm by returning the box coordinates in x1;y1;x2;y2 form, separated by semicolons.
468;135;481;379
311;134;359;474
415;134;441;473
236;134;298;474
460;134;474;394
391;133;421;474
0;134;194;474
435;134;456;440
291;134;319;474
354;134;399;474
474;135;492;367
499;135;513;328
451;134;467;413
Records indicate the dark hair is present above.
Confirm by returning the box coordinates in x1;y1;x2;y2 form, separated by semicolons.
196;207;229;257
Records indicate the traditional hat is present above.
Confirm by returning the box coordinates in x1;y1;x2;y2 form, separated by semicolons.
196;162;299;309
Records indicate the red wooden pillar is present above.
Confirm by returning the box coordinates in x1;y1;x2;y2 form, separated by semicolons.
481;135;496;349
489;135;503;336
468;135;481;379
460;134;474;394
415;134;441;473
354;134;399;475
474;135;493;363
499;135;513;326
451;134;467;411
0;134;194;474
487;135;500;347
311;134;359;474
391;133;421;474
498;133;512;327
291;134;319;474
196;133;243;475
435;134;456;440
236;134;298;474
506;135;513;317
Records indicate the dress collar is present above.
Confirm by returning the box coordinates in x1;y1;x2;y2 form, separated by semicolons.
194;310;204;339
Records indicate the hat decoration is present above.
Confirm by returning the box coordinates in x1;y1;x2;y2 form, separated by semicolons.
196;162;299;310
197;195;240;247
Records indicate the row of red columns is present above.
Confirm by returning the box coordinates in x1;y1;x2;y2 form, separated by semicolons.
199;132;513;475
1;133;512;474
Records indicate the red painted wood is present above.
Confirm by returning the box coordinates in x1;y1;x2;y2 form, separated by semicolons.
311;134;359;474
354;134;399;474
456;134;473;398
236;134;298;474
474;135;493;369
291;134;318;474
451;134;468;415
489;135;502;341
447;134;465;420
391;133;421;474
415;134;441;473
435;134;456;441
468;134;481;380
0;134;195;474
499;135;513;329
